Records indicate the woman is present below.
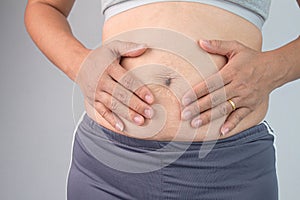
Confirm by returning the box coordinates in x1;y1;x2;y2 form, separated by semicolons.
25;0;300;199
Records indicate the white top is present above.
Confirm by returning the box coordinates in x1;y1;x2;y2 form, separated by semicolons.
101;0;272;29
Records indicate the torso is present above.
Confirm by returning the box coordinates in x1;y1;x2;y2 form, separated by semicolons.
85;2;269;141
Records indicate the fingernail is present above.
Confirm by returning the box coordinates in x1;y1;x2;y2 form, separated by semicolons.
129;44;147;52
221;127;230;135
145;94;153;104
192;119;202;128
201;40;211;46
182;97;191;106
144;108;154;119
182;110;192;120
134;115;144;125
115;122;124;131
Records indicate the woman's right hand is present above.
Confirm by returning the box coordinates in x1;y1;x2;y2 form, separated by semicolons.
76;40;155;131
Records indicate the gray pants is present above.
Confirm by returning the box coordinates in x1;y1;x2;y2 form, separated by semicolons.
67;114;278;200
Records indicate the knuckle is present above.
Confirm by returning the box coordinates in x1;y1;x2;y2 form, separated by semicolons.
110;99;119;111
193;85;202;97
233;113;242;122
219;104;228;116
121;74;136;90
94;90;103;101
115;88;129;103
192;102;201;114
248;102;256;111
207;80;217;92
96;103;109;118
100;109;110;118
110;40;122;46
106;63;117;75
107;40;121;48
227;121;237;129
107;40;137;56
101;44;112;54
211;93;222;106
211;40;221;48
86;84;96;99
97;80;105;91
135;86;148;97
103;44;120;59
234;82;249;96
123;42;133;54
109;43;122;58
240;80;248;88
201;112;210;123
132;100;144;113
226;65;237;78
99;77;110;92
98;92;110;105
96;79;105;91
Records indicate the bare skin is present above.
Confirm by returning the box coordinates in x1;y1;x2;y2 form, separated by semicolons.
98;2;268;140
25;0;156;131
25;0;300;141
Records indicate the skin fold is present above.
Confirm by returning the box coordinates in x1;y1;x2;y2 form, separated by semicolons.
25;0;300;141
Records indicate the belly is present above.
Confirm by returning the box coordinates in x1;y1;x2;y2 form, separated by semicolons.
85;2;269;141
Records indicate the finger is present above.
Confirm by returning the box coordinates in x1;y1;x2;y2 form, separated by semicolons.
181;83;236;120
220;108;251;135
106;61;154;104
189;99;237;128
99;74;154;119
182;69;232;106
198;39;244;58
94;101;125;131
97;91;145;126
107;40;148;58
108;81;154;119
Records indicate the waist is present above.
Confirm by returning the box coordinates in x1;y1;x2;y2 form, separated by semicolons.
78;113;274;155
89;2;268;141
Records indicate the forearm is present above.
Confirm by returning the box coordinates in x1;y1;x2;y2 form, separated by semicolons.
265;36;300;90
24;1;90;81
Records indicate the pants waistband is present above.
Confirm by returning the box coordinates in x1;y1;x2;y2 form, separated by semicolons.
79;114;273;151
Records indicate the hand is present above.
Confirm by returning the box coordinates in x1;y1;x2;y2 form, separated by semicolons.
181;39;274;135
76;40;155;131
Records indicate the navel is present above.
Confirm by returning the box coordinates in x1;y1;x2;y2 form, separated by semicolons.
165;77;172;86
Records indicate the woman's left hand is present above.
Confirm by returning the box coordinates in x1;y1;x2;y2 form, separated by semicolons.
181;40;275;135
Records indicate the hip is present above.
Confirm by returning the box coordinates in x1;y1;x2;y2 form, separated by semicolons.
85;43;269;141
67;114;278;200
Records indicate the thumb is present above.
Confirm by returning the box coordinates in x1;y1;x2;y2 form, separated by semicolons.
198;40;242;57
108;40;148;57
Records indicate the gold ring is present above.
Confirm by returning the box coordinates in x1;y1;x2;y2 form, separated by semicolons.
228;99;236;111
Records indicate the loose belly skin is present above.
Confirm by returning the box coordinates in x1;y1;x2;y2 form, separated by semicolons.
85;2;269;141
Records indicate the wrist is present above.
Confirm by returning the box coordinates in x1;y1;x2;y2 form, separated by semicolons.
264;37;300;92
263;50;291;92
67;46;91;82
